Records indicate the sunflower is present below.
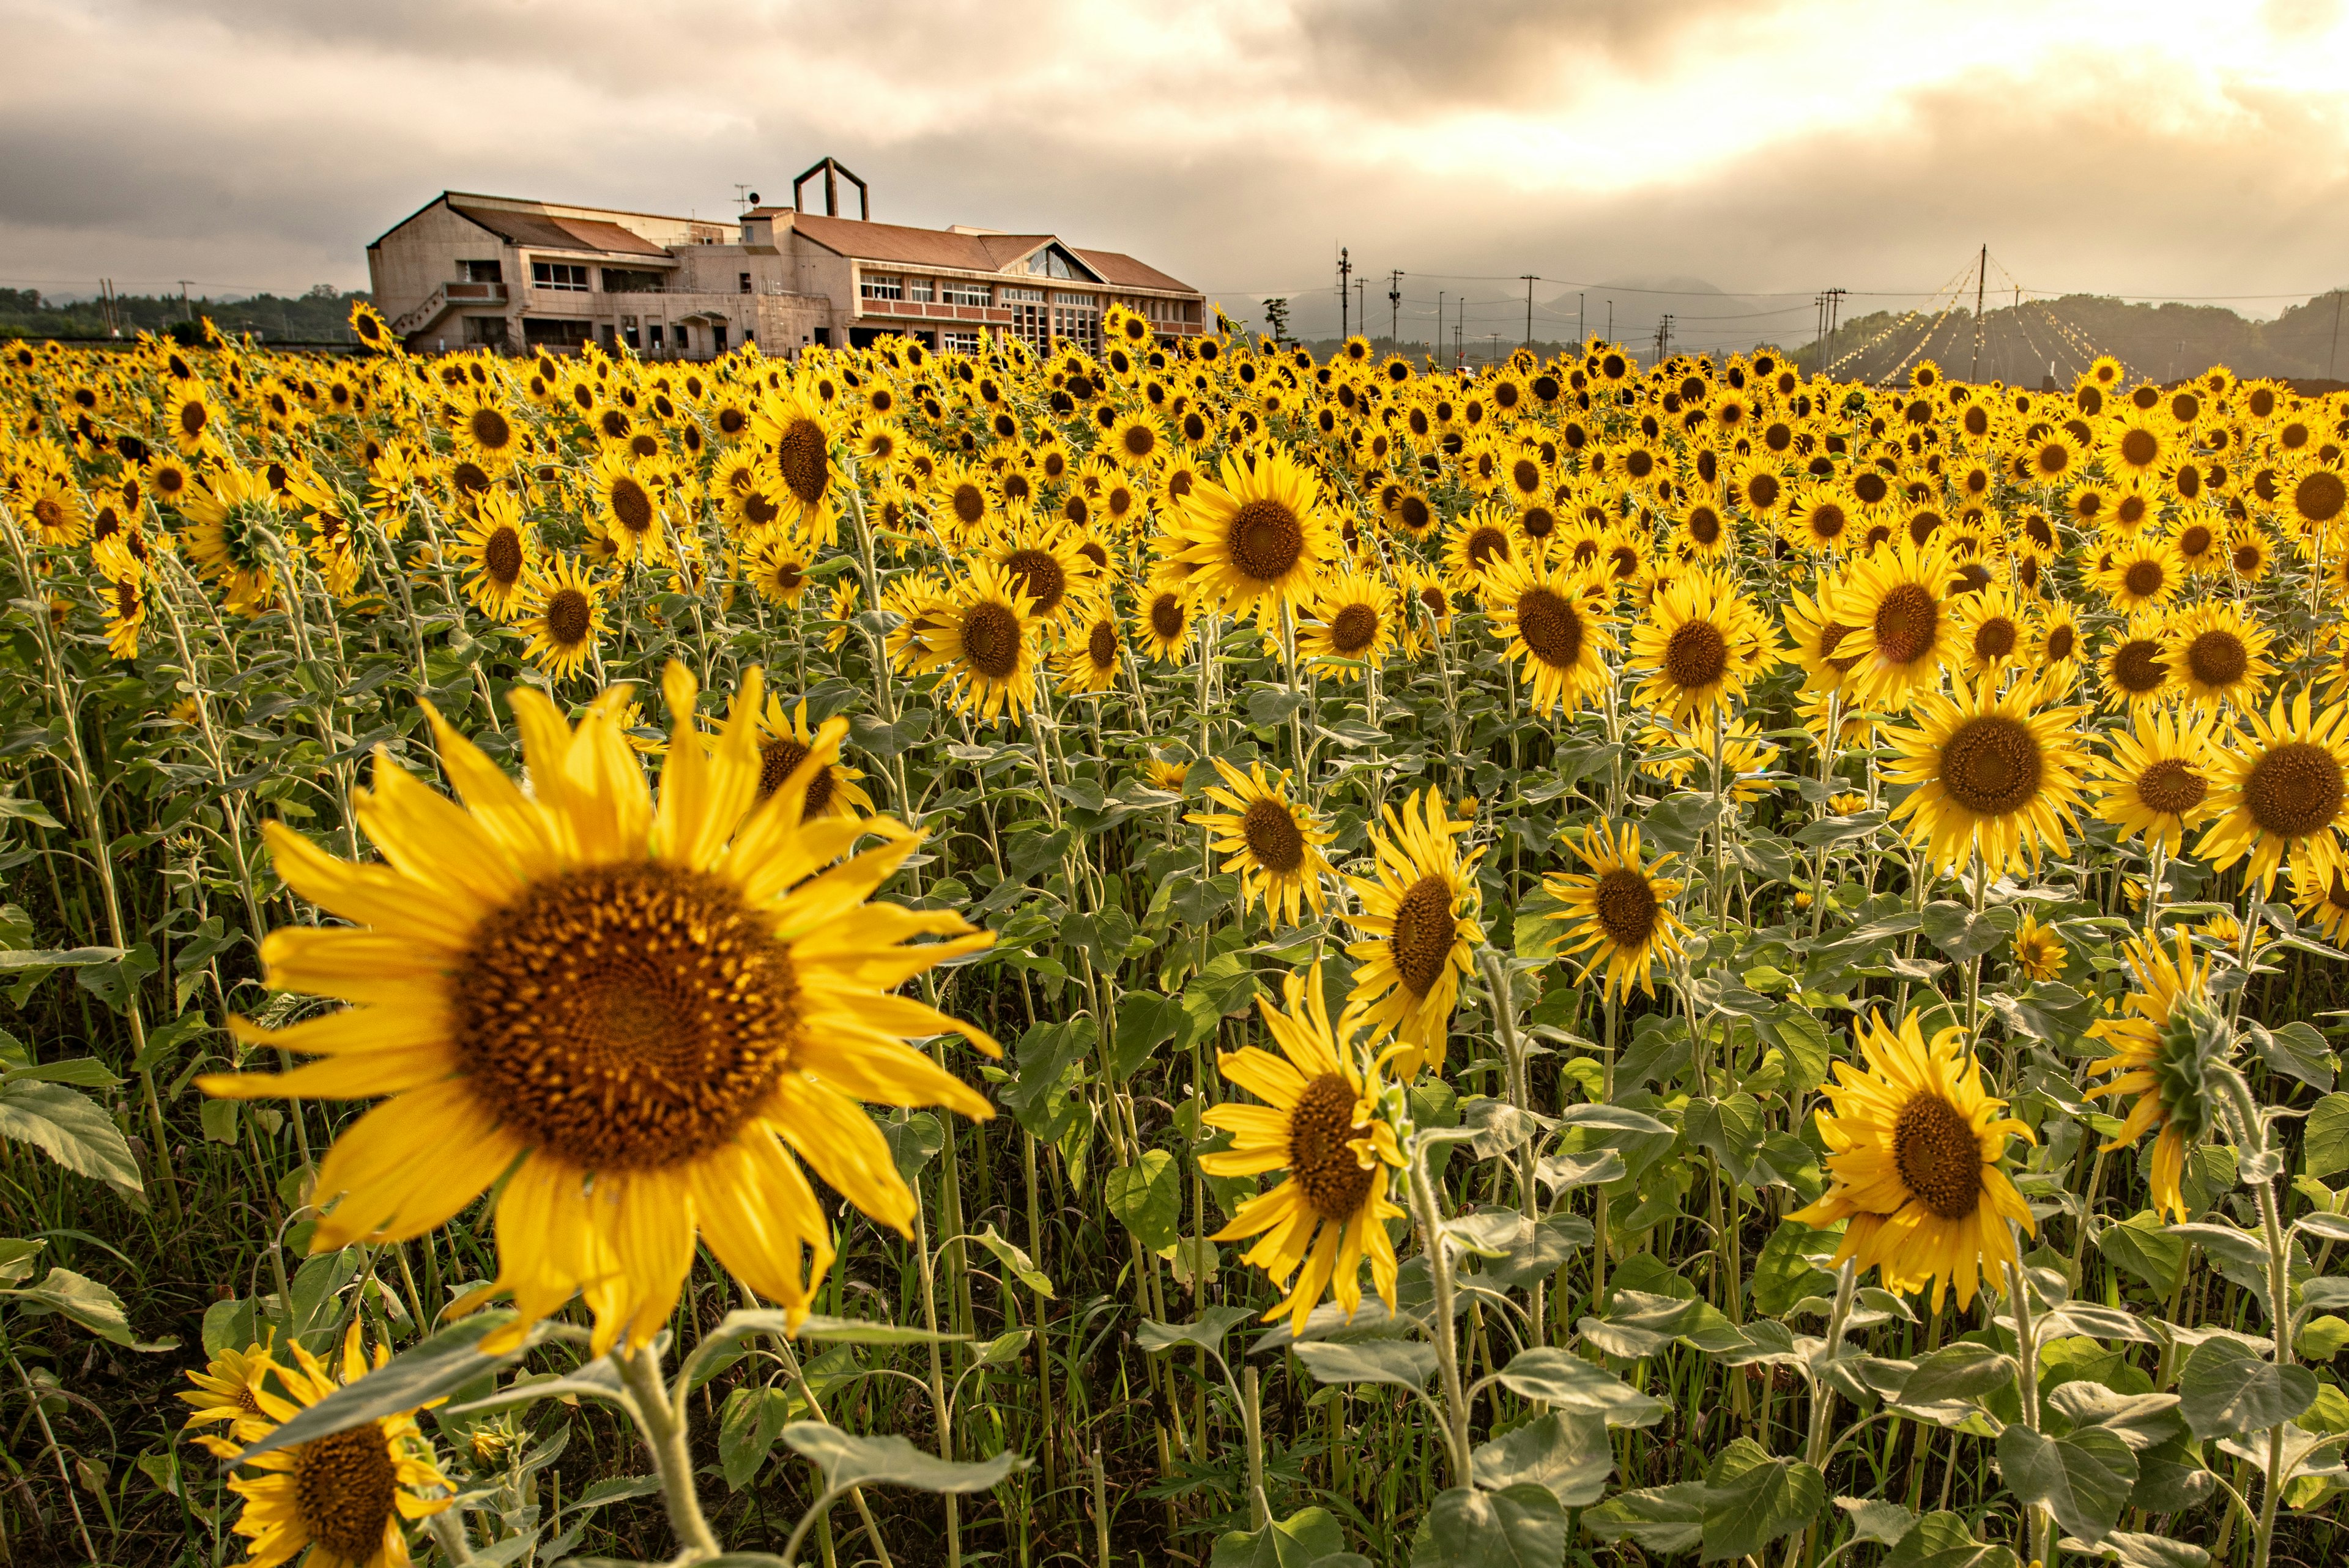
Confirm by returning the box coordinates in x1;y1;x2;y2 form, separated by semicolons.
2009;911;2066;982
2158;601;2273;711
1726;457;1789;520
1783;482;1857;555
2171;507;2228;572
1627;569;1769;727
101;572;152;659
450;492;536;622
930;457;997;545
2196;689;2349;891
2022;430;2084;487
202;665;996;1353
2227;525;2272;582
1541;821;1687;1002
2099;614;2173;711
978;513;1097;639
2098;535;2181;614
144;455;197;512
1297;569;1398;679
910;559;1041;724
1883;673;2090;875
753;695;874;822
203;1323;452;1568
1482;555;1614;716
2092;704;2221;856
1134;585;1195;664
744;530;816;608
1789;1010;2035;1312
1342;788;1483;1076
2283;459;2349;540
750;388;839;545
1105;410;1164;469
513;555;608;681
1060;606;1125;695
165;383;225;456
2293;864;2349;942
1779;572;1863;694
1675;495;1732;561
1441;503;1516;591
2106;412;2170;478
1950;586;2031;681
177;1335;276;1438
180;465;284;613
1187;760;1335;929
1830;539;1956;709
1162;447;1340;626
18;473;87;547
450;388;524;471
2085;935;2224;1223
1202;967;1405;1334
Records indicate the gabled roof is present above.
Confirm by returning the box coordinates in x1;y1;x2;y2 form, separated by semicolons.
450;204;673;261
790;213;1056;274
1073;249;1196;295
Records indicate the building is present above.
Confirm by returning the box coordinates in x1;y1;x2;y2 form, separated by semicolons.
365;176;1207;360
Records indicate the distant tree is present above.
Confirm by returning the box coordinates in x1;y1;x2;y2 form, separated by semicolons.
1263;297;1291;346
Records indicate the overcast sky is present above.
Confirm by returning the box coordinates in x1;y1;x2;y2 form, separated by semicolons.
6;0;2349;347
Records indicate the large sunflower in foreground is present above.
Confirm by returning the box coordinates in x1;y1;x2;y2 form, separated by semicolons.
1202;967;1406;1334
1789;1010;2035;1312
1342;788;1483;1076
1482;555;1615;716
2091;703;2219;856
2196;689;2349;892
1830;539;1956;709
909;560;1042;724
197;1323;451;1568
201;664;998;1354
2085;934;2221;1223
1883;673;2090;876
1160;448;1340;626
1542;821;1687;1002
1187;759;1334;928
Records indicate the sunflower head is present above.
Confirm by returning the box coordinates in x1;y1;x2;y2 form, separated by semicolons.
2087;934;2228;1221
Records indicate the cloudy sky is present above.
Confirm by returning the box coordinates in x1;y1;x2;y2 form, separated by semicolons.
6;0;2348;347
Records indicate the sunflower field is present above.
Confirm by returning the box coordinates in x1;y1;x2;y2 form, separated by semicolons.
4;305;2349;1568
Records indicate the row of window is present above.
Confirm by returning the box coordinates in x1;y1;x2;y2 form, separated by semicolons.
858;275;1087;310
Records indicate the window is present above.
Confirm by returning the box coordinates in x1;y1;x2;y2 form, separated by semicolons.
942;281;990;307
711;323;728;352
942;330;981;354
459;259;503;284
1001;286;1047;352
859;274;903;301
908;278;935;303
602;268;664;294
1023;246;1091;281
1052;293;1100;352
524;318;593;347
738;272;752;294
531;261;590;292
648;323;664;350
462;316;508;347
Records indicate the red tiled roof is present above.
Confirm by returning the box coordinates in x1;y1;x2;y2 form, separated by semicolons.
1073;248;1196;295
451;204;673;260
790;213;1055;273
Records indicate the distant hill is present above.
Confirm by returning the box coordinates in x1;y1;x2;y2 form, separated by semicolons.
0;287;373;344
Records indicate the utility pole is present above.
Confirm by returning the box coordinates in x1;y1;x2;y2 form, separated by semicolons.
1521;275;1537;348
1389;270;1404;351
1356;277;1367;341
177;280;193;327
1337;246;1351;342
1455;298;1464;371
1487;331;1500;369
1578;292;1586;346
1820;287;1846;377
2330;288;2343;380
1971;243;1987;380
1435;291;1444;362
1605;299;1613;344
1654;314;1674;362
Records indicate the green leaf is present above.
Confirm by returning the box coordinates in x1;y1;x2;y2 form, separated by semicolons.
1488;1347;1668;1427
1683;1093;1772;1188
718;1386;793;1490
1212;1506;1365;1568
2178;1337;2318;1440
443;1361;629;1419
2043;1381;2186;1451
7;1266;132;1344
968;1224;1055;1298
2086;1531;2213;1568
1995;1423;2137;1545
0;1079;143;1196
1294;1339;1439;1391
2096;1211;2187;1295
1899;1342;2020;1406
1883;1511;2020;1568
1137;1305;1255;1357
1105;1150;1182;1254
0;793;64;829
795;1313;968;1345
2305;1093;2349;1180
779;1422;1026;1494
1583;1481;1707;1554
75;942;159;1013
238;1313;540;1462
1750;1220;1840;1318
1835;1498;1919;1547
1410;1484;1566;1568
1111;991;1185;1081
1471;1411;1612;1507
1701;1435;1825;1562
881;1112;942;1185
0;945;123;971
1921;901;2017;961
0;1057;119;1089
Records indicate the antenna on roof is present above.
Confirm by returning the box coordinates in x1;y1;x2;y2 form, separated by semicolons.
733;183;752;207
792;158;869;221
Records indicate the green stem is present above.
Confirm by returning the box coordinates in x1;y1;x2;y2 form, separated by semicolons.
614;1342;720;1561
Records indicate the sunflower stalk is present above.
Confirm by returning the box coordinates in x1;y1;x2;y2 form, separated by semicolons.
1405;1137;1474;1485
1477;950;1544;1339
2003;1241;2058;1568
612;1340;721;1562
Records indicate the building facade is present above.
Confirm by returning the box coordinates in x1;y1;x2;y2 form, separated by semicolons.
366;191;1206;359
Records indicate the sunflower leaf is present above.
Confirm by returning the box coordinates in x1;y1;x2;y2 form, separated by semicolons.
779;1422;1026;1495
2178;1337;2318;1439
1995;1424;2136;1545
238;1311;543;1463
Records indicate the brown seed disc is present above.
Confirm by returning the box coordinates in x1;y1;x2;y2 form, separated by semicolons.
2134;758;2208;816
294;1424;398;1563
1389;875;1456;998
1939;714;2043;816
1516;587;1584;670
960;601;1022;680
1663;618;1729;692
1242;797;1306;875
1229;498;1304;581
2244;740;2345;839
1594;867;1659;949
1288;1072;1373;1222
1871;582;1939;666
1893;1093;1983;1221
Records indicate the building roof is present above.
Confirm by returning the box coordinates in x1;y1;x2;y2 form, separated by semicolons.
1072;248;1196;295
790;213;1056;274
450;204;674;260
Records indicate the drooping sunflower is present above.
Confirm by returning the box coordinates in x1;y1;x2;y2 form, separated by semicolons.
1059;605;1125;695
2085;934;2224;1223
2009;911;2066;982
1883;672;2090;875
1482;555;1615;716
1780;572;1864;695
201;1323;452;1568
1161;447;1340;626
1627;569;1769;727
177;1336;276;1440
1790;1010;2036;1312
910;558;1041;724
1830;539;1956;709
451;491;537;622
2092;704;2221;856
2158;601;2274;712
2293;863;2349;942
513;555;609;681
752;695;873;822
180;465;284;613
1342;788;1484;1076
1542;821;1688;1002
2196;689;2349;891
2099;614;2173;711
1187;760;1335;929
202;665;998;1353
1297;569;1398;679
1202;967;1406;1335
